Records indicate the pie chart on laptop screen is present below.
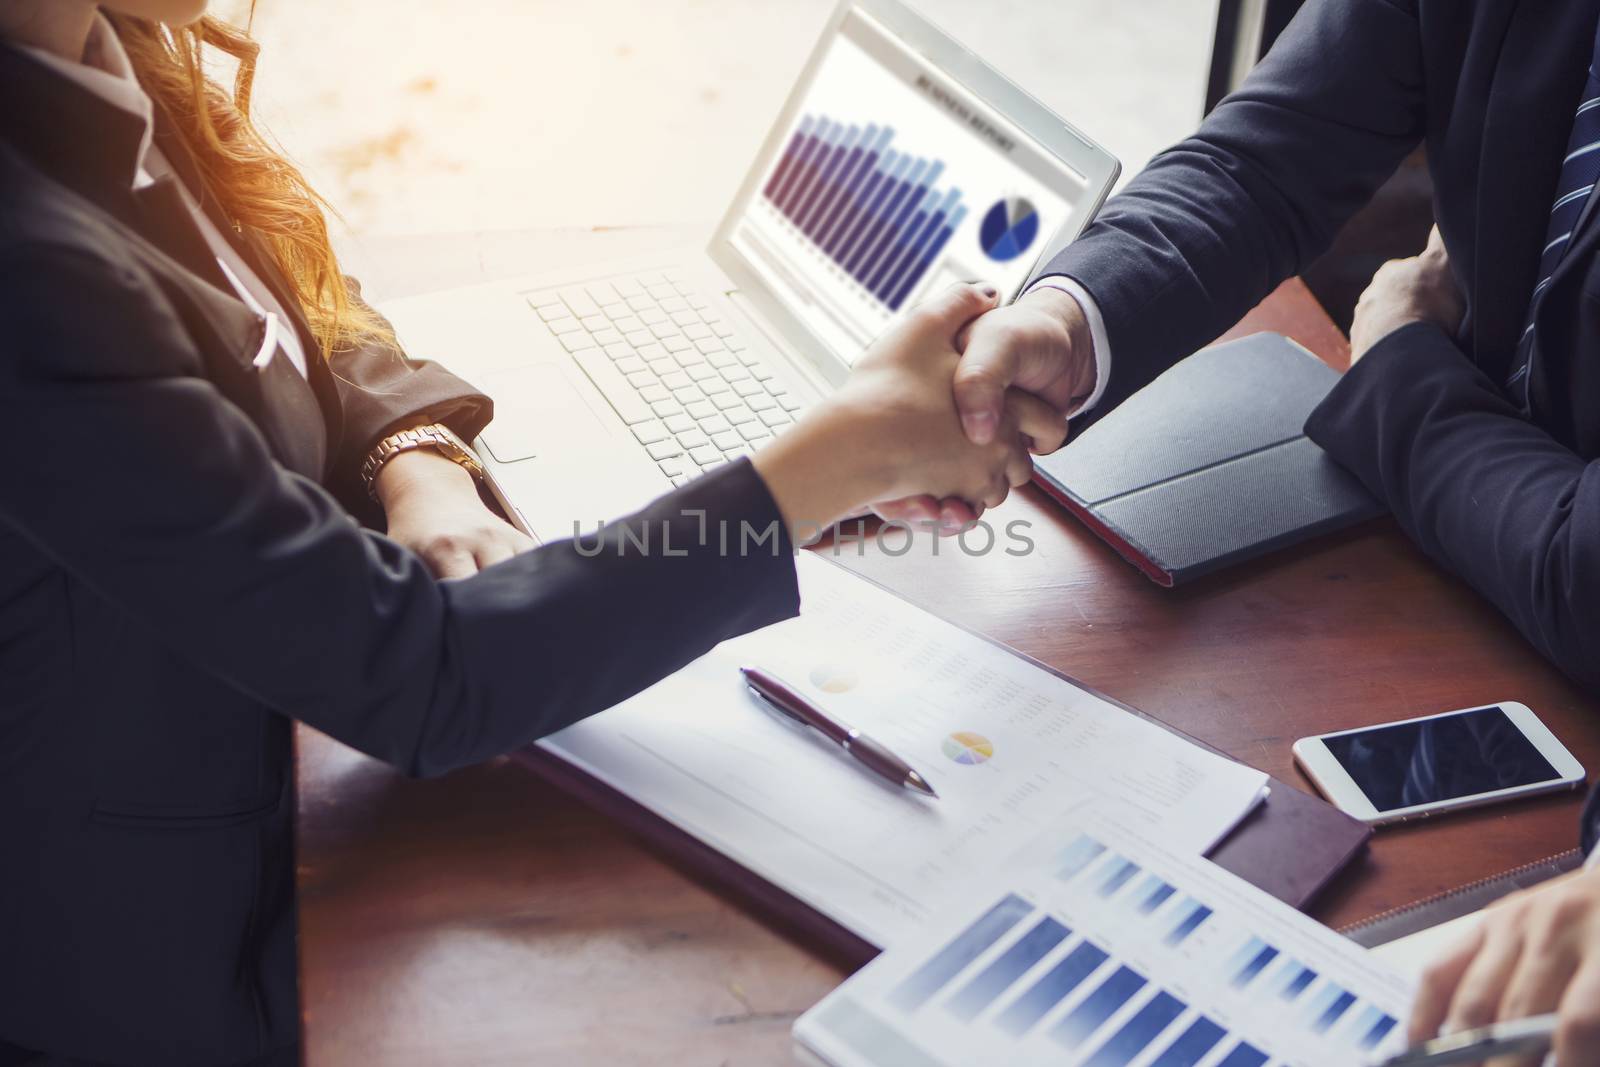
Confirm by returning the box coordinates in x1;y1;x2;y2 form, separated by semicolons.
978;197;1040;263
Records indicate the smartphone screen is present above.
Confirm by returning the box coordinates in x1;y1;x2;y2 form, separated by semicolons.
1322;705;1560;813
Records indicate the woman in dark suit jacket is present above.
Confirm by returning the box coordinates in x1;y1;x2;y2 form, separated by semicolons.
0;1;1060;1064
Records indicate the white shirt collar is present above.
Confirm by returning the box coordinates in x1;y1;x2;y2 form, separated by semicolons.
14;14;155;183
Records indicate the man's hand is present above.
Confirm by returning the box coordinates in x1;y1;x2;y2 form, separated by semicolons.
758;284;1070;540
1407;865;1600;1066
951;286;1095;443
871;285;1095;531
1350;225;1465;363
376;448;534;579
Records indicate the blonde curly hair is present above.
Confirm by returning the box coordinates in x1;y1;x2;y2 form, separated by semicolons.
107;9;390;358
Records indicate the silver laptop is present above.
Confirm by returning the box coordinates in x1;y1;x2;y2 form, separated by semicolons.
380;0;1119;541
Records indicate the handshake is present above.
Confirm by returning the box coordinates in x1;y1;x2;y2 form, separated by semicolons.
752;282;1097;540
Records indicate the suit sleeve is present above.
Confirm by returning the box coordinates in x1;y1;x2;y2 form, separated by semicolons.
1039;0;1427;424
1306;322;1600;695
0;247;800;777
325;276;495;497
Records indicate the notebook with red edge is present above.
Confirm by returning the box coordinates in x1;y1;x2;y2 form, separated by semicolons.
1033;332;1384;586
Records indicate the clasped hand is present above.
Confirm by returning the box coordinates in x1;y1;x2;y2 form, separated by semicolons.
872;222;1471;531
869;283;1095;532
752;283;1072;538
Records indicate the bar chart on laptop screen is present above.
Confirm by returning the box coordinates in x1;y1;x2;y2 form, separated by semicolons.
761;115;970;313
797;825;1413;1067
731;9;1086;362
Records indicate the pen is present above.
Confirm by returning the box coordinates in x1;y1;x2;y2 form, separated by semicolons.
739;666;939;799
1373;1013;1556;1067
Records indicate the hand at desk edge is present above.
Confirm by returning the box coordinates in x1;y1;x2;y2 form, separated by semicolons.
1407;863;1600;1066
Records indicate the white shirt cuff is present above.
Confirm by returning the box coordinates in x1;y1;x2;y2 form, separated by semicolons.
1025;275;1112;419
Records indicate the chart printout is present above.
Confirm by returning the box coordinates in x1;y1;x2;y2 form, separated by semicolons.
542;554;1268;949
796;811;1413;1067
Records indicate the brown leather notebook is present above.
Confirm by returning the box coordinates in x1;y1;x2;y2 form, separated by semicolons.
512;559;1371;969
1341;849;1583;949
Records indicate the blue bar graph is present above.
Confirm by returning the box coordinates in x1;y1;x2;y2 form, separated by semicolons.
1315;990;1357;1033
1131;874;1177;915
1216;1041;1269;1067
1164;899;1212;946
994;941;1110;1037
844;157;925;275
1148;1017;1228;1067
823;148;896;257
876;186;963;308
946;917;1069;1021
792;123;857;231
1347;1003;1384;1042
1051;965;1148;1049
869;844;1406;1065
764;112;965;311
1228;937;1280;989
887;202;967;309
1082;992;1189;1067
839;155;913;272
1058;834;1108;882
1303;981;1357;1033
1361;1012;1399;1050
1097;856;1141;898
796;124;863;234
768;116;819;208
776;119;835;215
814;126;892;248
889;894;1031;1012
864;187;938;294
1273;960;1317;1001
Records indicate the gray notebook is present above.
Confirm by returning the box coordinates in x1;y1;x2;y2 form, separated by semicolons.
1034;332;1384;586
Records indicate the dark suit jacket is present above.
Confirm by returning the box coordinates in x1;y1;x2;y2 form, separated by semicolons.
0;45;799;1065
1038;0;1600;851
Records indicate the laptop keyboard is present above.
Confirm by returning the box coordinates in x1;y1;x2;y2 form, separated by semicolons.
525;269;804;487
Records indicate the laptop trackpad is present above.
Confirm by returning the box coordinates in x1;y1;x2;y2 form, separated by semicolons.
479;364;613;463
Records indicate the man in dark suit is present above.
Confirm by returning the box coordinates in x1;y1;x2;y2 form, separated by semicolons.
871;0;1600;1055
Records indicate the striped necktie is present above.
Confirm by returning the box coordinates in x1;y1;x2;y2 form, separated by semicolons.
1509;22;1600;407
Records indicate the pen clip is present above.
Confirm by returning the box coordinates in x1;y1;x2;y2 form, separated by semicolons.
746;684;812;732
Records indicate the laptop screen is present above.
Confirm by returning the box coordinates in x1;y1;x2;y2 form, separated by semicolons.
726;6;1093;365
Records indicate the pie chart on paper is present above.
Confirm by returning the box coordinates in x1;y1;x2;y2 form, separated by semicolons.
943;731;995;765
978;196;1040;262
810;664;860;694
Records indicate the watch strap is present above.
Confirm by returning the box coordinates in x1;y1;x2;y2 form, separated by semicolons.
360;424;485;501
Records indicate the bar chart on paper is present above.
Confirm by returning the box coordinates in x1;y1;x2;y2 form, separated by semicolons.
795;822;1413;1067
762;113;969;312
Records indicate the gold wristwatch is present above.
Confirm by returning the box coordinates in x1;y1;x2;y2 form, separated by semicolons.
360;423;486;501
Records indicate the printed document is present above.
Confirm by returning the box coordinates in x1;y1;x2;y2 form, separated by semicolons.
796;807;1413;1065
542;553;1270;947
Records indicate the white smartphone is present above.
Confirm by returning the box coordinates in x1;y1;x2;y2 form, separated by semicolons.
1292;702;1586;826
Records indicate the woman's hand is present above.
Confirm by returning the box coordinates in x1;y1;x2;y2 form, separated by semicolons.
375;448;534;579
1407;865;1600;1066
753;284;1064;540
870;285;1090;533
1351;225;1466;363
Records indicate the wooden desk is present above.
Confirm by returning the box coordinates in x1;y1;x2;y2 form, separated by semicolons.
296;278;1600;1065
